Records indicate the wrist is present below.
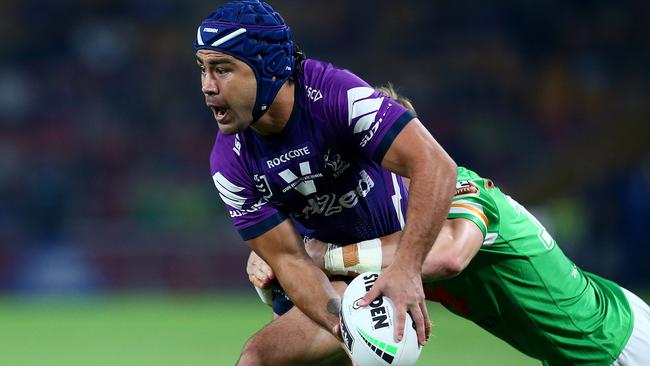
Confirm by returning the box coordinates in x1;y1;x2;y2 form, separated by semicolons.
324;239;382;275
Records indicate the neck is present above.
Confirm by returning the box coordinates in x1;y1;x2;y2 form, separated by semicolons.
251;81;295;136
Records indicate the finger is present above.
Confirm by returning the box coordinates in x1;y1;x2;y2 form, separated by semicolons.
359;284;381;307
249;274;260;287
394;303;406;342
419;299;431;341
256;271;272;288
249;275;268;289
332;323;342;341
409;305;426;345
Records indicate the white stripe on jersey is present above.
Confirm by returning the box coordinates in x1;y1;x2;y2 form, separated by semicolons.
213;172;247;209
346;87;384;133
390;173;405;229
483;232;498;246
452;199;484;210
449;205;488;233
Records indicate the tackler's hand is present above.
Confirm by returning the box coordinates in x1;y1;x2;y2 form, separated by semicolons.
246;250;276;289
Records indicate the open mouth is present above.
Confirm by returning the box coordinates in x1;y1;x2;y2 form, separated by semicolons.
211;106;228;122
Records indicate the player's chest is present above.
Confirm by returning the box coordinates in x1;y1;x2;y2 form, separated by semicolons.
249;139;358;207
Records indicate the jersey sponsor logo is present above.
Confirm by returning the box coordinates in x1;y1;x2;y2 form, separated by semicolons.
347;87;387;147
455;180;479;197
266;145;311;169
295;170;374;219
228;199;268;218
358;117;382;148
213;172;268;217
304;85;323;102
203;27;219;33
278;161;322;196
233;134;242;156
324;149;350;178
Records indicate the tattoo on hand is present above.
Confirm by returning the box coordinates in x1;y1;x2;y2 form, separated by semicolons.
327;298;341;316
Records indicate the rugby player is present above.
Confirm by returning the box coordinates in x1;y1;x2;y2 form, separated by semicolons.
248;86;650;365
194;1;457;364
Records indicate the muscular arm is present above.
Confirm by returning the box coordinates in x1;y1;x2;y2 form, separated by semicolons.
356;118;456;344
247;219;341;337
373;219;483;281
381;118;457;271
303;218;483;281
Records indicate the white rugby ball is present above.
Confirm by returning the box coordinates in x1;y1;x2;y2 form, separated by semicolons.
340;272;422;366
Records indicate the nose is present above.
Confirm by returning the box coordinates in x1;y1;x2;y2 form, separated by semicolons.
202;74;219;96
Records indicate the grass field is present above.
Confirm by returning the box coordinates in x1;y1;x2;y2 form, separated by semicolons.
0;292;541;366
9;288;648;365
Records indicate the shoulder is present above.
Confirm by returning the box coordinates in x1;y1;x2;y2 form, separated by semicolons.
301;59;370;95
449;167;500;235
210;132;246;174
298;59;377;125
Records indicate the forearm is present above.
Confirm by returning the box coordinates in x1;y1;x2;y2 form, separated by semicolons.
396;160;456;267
379;119;457;269
317;219;482;281
380;229;460;280
274;254;341;332
383;220;482;280
248;220;341;336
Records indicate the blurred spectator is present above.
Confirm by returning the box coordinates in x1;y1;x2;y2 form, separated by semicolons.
0;0;648;291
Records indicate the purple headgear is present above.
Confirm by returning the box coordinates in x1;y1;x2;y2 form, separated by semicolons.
194;0;295;121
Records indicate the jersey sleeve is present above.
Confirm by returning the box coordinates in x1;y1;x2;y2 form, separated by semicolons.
320;65;416;163
210;135;287;241
447;175;500;239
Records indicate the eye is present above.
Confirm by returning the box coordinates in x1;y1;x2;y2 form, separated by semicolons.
216;68;228;75
197;64;206;74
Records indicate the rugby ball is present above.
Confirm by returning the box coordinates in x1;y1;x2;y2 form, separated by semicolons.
340;272;422;366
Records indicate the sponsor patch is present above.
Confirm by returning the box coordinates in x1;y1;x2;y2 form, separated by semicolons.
455;180;479;197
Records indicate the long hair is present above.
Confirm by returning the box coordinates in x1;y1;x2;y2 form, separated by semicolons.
374;82;417;116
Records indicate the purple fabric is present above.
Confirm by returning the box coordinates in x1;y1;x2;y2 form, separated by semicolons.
210;59;414;242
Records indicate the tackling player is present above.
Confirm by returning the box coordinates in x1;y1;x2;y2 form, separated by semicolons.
194;1;457;364
248;86;650;365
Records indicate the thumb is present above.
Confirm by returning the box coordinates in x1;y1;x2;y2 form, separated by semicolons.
358;285;381;307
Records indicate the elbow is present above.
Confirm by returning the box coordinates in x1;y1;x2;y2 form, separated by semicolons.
422;251;467;280
442;256;467;277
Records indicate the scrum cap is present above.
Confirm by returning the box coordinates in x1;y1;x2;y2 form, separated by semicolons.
194;0;295;121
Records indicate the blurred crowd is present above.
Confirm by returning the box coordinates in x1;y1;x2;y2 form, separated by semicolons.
0;0;648;292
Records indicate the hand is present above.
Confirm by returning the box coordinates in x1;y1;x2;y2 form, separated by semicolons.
246;250;275;289
357;261;430;346
304;238;328;270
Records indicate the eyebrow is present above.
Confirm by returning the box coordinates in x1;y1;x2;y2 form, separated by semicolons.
195;56;233;66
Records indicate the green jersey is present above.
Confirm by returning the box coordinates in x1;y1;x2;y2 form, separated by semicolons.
424;167;633;365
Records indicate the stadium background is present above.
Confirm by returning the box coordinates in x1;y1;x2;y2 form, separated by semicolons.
0;0;648;364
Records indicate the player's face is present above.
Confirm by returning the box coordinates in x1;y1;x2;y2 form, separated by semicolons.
196;50;257;134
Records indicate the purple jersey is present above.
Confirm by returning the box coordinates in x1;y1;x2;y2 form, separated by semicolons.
210;59;414;243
